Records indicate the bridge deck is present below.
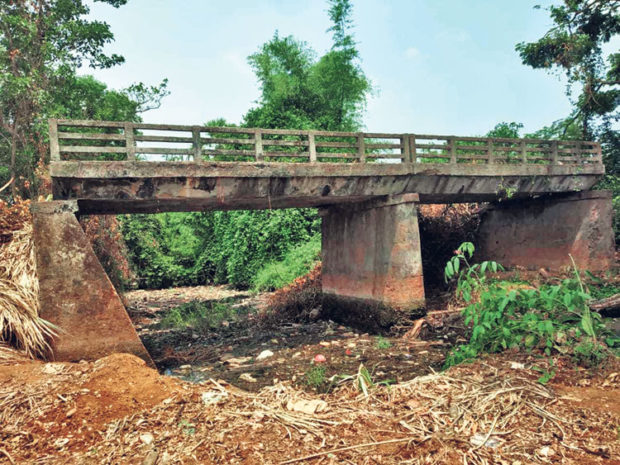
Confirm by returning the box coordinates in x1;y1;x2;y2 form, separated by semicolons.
48;119;604;214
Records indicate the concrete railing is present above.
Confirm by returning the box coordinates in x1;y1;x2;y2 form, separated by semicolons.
49;119;603;167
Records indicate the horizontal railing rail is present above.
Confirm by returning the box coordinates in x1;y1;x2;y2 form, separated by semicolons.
49;119;603;166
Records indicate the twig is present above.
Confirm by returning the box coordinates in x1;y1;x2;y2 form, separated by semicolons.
472;415;499;450
0;448;16;465
280;436;429;464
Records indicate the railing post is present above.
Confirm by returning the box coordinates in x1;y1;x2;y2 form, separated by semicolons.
192;126;202;161
49;119;60;161
449;137;456;164
520;140;527;164
410;134;417;163
124;122;135;161
357;132;366;162
254;129;263;161
487;139;494;164
308;131;317;162
401;134;410;163
551;140;559;165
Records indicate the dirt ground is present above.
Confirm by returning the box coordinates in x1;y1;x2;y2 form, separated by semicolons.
1;350;618;464
0;285;618;465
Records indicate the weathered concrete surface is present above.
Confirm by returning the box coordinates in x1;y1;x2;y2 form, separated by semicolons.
50;161;603;214
321;194;425;330
478;191;615;271
32;201;153;365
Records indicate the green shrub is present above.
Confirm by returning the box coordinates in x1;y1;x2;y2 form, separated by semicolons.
252;233;321;291
444;243;614;370
159;301;242;331
121;209;320;289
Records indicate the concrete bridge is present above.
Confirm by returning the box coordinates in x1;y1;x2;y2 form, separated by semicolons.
33;119;614;364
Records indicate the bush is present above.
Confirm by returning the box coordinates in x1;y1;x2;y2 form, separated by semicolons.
121;209;320;289
444;243;615;371
252;233;321;291
159;301;244;332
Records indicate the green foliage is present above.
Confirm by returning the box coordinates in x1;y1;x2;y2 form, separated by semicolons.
159;301;243;332
444;244;614;371
245;0;370;131
304;365;327;391
0;0;169;198
252;233;321;291
515;1;618;140
121;209;320;289
375;336;391;350
444;242;503;303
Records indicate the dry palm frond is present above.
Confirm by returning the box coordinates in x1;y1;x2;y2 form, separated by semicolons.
0;222;56;358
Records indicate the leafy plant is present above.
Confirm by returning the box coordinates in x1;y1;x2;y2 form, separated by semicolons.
444;242;503;303
444;244;614;372
375;336;392;350
304;365;327;391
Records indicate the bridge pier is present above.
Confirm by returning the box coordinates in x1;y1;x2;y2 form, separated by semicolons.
478;191;614;271
320;194;425;330
32;201;153;365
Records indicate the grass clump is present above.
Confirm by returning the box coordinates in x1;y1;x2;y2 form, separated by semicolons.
304;365;327;392
159;301;246;332
252;233;321;291
375;336;392;350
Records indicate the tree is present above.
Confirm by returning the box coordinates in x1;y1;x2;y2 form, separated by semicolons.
0;0;168;198
244;0;371;131
515;0;619;140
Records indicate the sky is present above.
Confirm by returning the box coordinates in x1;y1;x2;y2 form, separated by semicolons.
83;0;618;137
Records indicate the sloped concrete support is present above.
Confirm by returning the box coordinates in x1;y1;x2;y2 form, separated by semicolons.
32;201;152;365
478;191;614;271
321;194;425;330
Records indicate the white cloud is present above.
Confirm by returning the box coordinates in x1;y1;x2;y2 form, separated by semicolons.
404;47;420;59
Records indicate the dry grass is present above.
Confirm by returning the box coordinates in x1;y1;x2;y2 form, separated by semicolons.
0;202;56;358
2;355;616;464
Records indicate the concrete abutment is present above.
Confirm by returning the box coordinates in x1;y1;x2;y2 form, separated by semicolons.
477;190;615;272
320;194;426;330
32;201;153;365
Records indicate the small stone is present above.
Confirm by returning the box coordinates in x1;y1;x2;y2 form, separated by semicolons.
201;391;228;405
139;433;154;445
309;308;320;320
539;446;554;457
510;361;525;370
42;363;64;375
256;350;274;361
239;373;257;383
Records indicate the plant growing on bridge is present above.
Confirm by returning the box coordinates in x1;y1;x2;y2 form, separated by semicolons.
444;244;614;373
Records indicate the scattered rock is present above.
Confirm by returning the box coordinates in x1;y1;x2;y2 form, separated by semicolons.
239;373;257;383
470;433;501;448
139;433;154;445
42;363;64;375
201;391;228;405
256;350;274;361
539;446;555;457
